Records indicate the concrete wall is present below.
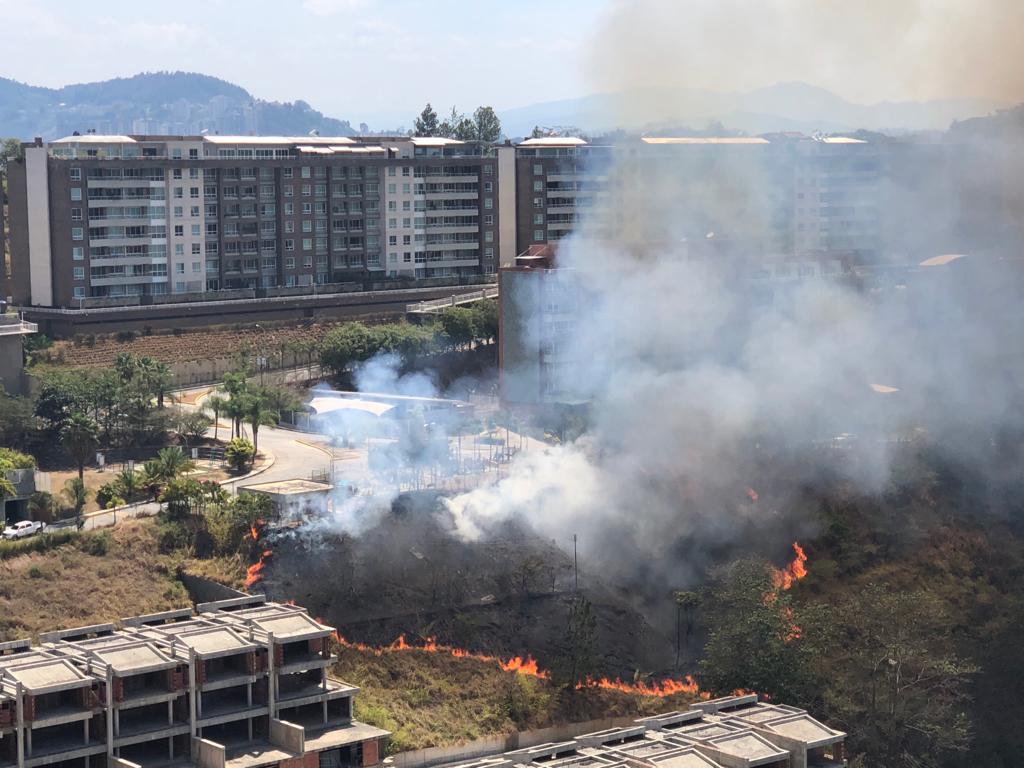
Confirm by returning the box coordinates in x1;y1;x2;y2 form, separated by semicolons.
24;146;53;307
192;737;226;768
0;334;25;395
270;718;306;754
388;716;641;768
179;572;248;605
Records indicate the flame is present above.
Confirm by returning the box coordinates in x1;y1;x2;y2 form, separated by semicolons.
332;633;713;696
771;542;808;591
746;488;759;502
780;606;802;643
244;549;273;588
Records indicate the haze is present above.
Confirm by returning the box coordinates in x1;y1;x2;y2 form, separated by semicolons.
1;0;1020;129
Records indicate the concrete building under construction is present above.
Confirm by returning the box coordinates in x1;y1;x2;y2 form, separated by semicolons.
0;596;388;768
456;695;845;768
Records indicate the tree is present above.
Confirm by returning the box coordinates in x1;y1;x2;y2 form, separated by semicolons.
823;584;978;767
61;413;99;479
244;389;279;455
0;394;35;448
172;409;213;446
440;306;477;350
699;557;824;705
113;467;142;501
473;106;502;142
140;460;165;498
61;477;91;527
552;596;598;688
471;299;499;343
0;138;22;174
414;103;440;136
204;394;229;441
320;322;376;375
674;590;700;670
0;476;15;511
27;491;57;523
160;477;205;520
155;446;195;481
438;106;462;138
453;115;478;141
225;438;256;472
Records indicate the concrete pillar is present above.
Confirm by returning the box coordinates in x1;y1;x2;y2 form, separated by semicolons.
267;632;277;720
15;681;24;768
106;669;115;751
189;649;199;735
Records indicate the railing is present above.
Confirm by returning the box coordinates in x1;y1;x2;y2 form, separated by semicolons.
406;285;498;314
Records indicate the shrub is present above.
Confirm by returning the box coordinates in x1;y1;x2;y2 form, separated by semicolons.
116;330;138;342
77;530;112;556
27;565;46;579
95;482;120;509
224;438;255;472
0;447;36;471
0;529;79;560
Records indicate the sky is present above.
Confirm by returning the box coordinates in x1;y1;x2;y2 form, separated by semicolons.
1;0;1020;129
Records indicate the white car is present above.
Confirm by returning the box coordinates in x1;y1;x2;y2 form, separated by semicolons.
1;520;47;540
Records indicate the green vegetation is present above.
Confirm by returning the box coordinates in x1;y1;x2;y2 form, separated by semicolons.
0;448;36;471
319;303;498;377
224;437;255;471
334;644;697;754
414;103;502;142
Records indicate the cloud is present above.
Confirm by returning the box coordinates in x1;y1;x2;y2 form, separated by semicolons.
303;0;367;16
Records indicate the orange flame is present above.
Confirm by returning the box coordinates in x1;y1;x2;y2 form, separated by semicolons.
332;633;713;696
244;549;273;589
771;542;808;591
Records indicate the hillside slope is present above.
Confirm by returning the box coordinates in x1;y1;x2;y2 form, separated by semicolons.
0;71;354;140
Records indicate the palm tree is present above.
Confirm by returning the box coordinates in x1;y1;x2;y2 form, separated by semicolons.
61;412;99;480
140;460;164;498
204;394;229;441
156;446;195;481
245;391;279;456
149;361;174;409
113;467;142;501
62;477;91;528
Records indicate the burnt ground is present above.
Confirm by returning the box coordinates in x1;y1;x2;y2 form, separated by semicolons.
256;493;675;679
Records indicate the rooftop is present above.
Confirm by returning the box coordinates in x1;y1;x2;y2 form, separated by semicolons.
518;137;588;147
240;479;334;496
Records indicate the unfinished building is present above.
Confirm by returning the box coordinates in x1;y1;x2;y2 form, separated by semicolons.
476;694;845;768
0;598;388;768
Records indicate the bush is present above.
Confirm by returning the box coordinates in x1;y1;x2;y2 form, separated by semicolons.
0;447;36;471
0;529;79;560
77;530;112;556
95;482;120;509
224;438;255;472
116;330;138;342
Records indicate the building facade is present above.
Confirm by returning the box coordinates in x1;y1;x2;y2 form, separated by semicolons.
7;135;499;308
0;596;387;768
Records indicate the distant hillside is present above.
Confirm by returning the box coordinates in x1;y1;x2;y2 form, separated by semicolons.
499;81;1007;137
0;71;354;140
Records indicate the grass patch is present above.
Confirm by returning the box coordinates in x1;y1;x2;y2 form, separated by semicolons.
0;529;80;560
333;644;698;754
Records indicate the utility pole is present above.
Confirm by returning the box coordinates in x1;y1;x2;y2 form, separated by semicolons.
573;534;578;593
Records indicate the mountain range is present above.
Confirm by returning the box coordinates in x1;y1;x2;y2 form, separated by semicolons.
0;71;1008;141
497;82;1008;137
0;71;354;140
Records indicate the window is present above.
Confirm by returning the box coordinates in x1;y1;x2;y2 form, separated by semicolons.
73;266;85;280
387;184;397;194
191;206;200;217
73;287;85;298
388;235;397;246
70;167;82;181
389;252;398;262
402;235;411;245
402;217;411;228
533;180;544;192
484;182;493;192
283;167;294;179
191;224;200;236
72;227;83;241
72;247;84;260
174;187;184;199
303;255;313;267
388;218;397;228
284;202;294;215
484;214;493;225
534;229;544;242
402;166;410;176
173;169;183;179
174;225;184;237
189;148;199;159
533;213;544;225
190;168;200;179
190;187;199;199
285;221;295;233
533;197;544;207
402;201;410;211
301;184;311;196
286;256;296;268
402;183;410;194
534;164;543;176
302;202;312;215
70;187;82;201
284;185;293;197
175;245;185;257
192;261;201;272
388;201;397;211
174;206;184;218
71;208;82;221
484;165;493;175
176;281;186;292
403;251;411;263
484;231;493;242
388;166;396;176
302;220;312;233
301;166;311;179
192;243;201;255
302;238;312;251
484;198;493;210
484;246;494;258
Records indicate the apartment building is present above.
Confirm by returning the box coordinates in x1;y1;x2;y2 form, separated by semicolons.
459;694;845;768
0;596;387;768
6;134;499;308
504;134;883;265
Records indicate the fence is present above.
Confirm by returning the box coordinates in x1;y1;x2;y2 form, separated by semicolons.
406;286;499;315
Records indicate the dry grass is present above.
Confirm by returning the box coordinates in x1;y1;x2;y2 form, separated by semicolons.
0;518;246;641
332;645;699;753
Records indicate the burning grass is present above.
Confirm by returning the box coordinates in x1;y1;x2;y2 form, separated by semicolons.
332;638;703;753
